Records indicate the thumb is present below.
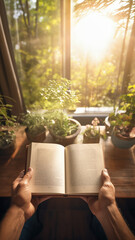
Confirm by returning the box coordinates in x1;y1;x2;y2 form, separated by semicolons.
12;170;25;190
102;169;111;185
22;167;33;184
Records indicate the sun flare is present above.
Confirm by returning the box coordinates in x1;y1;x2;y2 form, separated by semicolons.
72;12;115;61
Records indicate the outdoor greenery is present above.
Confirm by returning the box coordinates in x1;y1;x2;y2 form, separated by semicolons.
5;0;61;109
39;78;80;110
71;0;135;108
4;0;135;110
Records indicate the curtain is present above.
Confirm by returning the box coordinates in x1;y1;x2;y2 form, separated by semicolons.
0;0;26;116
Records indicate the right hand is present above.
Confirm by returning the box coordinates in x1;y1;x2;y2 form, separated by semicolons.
81;169;116;217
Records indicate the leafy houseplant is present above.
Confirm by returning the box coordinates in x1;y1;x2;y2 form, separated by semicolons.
83;118;100;143
110;113;135;148
22;112;46;142
41;78;81;146
120;85;135;115
0;96;16;156
44;110;81;146
110;85;135;148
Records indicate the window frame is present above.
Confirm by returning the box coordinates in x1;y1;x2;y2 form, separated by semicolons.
0;0;26;116
61;0;71;80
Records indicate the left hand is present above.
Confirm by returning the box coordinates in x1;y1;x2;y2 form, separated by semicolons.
11;167;35;220
11;168;53;220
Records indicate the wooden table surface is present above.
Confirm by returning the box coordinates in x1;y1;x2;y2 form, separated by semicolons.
0;127;135;197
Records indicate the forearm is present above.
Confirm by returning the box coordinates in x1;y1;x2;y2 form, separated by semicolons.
0;205;25;240
97;203;135;240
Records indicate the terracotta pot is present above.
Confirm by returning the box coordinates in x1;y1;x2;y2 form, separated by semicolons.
49;118;81;146
83;134;100;143
25;126;46;142
111;131;135;149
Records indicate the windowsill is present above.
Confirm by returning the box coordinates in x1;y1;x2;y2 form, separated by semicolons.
35;107;114;125
69;107;114;125
71;107;114;116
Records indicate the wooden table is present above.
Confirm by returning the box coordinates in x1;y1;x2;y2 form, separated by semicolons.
0;127;135;197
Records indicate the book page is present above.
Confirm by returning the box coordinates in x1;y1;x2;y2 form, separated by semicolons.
28;143;65;194
65;144;104;194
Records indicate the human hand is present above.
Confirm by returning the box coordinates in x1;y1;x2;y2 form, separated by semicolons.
11;168;35;220
12;168;53;220
81;169;116;217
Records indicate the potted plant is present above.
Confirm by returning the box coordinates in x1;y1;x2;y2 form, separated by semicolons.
83;118;100;143
41;78;81;146
110;85;135;148
110;113;135;148
0;95;16;157
44;110;81;146
22;112;46;142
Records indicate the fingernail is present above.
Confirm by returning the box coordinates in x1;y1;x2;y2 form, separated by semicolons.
28;167;33;172
104;168;108;172
20;170;25;177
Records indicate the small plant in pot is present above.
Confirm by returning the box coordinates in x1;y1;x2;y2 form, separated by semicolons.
44;110;81;146
22;112;46;142
0;96;16;157
83;118;100;143
110;85;135;148
111;113;135;148
41;78;81;146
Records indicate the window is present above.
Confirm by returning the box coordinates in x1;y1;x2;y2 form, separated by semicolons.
71;0;135;110
4;0;61;109
3;0;135;113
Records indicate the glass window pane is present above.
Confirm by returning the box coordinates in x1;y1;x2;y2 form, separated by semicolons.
71;0;135;111
4;0;61;109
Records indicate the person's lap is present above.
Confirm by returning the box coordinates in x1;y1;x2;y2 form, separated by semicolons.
19;201;107;240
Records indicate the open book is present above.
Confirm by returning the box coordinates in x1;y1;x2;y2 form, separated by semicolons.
26;143;105;195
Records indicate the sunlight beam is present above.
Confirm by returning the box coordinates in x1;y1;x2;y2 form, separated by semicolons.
72;11;116;61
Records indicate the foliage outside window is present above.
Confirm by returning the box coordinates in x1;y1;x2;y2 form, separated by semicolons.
4;0;61;109
4;0;135;111
71;0;135;108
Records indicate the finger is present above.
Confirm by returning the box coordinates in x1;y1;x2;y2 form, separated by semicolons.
22;167;33;184
12;170;25;190
102;169;111;185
